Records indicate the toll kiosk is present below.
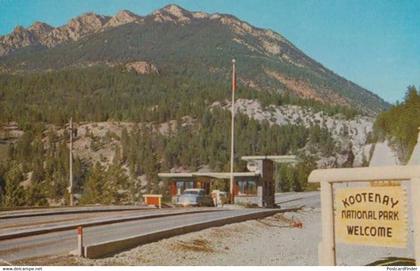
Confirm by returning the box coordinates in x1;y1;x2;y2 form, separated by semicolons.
158;155;298;208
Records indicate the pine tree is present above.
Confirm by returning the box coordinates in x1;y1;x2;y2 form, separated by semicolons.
343;143;355;168
80;163;103;205
3;162;26;207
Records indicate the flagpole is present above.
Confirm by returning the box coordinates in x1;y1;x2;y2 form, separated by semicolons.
69;117;74;207
230;59;236;203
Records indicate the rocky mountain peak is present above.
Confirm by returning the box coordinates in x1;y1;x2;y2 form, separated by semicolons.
105;10;142;28
7;25;35;46
28;22;53;40
28;21;53;32
12;25;26;34
162;4;189;15
152;4;192;23
67;12;110;32
116;10;140;20
37;12;112;47
162;4;209;19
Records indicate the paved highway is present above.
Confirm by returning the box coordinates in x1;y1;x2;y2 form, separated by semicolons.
275;191;320;209
2;209;264;262
0;192;320;263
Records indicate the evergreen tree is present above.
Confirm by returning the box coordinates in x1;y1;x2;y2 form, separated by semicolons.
374;86;420;161
3;162;26;207
80;163;103;204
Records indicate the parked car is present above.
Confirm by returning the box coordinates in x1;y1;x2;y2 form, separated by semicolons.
177;188;213;207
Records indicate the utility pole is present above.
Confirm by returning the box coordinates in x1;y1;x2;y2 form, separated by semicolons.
230;59;236;203
69;117;74;207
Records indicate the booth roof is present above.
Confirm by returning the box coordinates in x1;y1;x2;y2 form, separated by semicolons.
158;172;260;179
241;155;299;163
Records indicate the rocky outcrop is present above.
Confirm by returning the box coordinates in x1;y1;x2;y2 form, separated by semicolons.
0;26;36;55
27;22;54;40
212;98;375;168
125;61;159;75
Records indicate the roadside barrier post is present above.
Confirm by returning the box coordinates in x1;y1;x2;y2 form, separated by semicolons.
77;226;84;257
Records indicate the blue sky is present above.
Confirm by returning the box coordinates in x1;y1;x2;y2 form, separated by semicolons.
0;0;419;103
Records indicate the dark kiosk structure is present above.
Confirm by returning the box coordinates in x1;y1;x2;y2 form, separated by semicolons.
158;155;298;208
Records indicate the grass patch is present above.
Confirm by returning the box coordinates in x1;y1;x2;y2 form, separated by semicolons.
173;238;214;253
367;257;415;266
0;143;9;161
12;255;80;266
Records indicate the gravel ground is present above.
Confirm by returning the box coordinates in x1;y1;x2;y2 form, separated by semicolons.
13;207;414;266
12;209;318;266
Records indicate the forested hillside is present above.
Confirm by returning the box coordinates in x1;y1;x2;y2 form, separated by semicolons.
0;67;360;126
0;66;348;207
374;86;420;162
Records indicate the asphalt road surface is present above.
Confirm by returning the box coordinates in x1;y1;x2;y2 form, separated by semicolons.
275;191;320;209
1;209;257;262
0;192;320;262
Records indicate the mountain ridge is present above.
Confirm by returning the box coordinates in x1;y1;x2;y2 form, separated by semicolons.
0;4;389;114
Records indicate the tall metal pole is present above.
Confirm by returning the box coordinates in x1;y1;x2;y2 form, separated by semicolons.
69;117;74;207
230;59;236;203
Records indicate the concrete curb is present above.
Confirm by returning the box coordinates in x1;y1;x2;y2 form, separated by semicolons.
0;207;153;220
84;207;301;259
0;209;224;241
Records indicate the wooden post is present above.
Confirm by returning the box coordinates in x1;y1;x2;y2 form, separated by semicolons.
319;181;336;265
411;177;420;265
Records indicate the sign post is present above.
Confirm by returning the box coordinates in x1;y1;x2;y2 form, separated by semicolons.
319;181;336;265
412;177;420;263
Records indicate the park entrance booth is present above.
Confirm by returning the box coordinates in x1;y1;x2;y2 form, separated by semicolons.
158;171;260;205
158;155;298;208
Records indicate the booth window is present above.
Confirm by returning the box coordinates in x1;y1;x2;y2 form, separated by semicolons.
175;180;194;194
237;179;257;195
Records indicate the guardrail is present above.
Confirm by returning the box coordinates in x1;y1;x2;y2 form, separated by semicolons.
0;206;153;220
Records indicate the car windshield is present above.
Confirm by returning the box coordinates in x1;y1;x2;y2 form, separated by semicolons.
183;190;199;195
